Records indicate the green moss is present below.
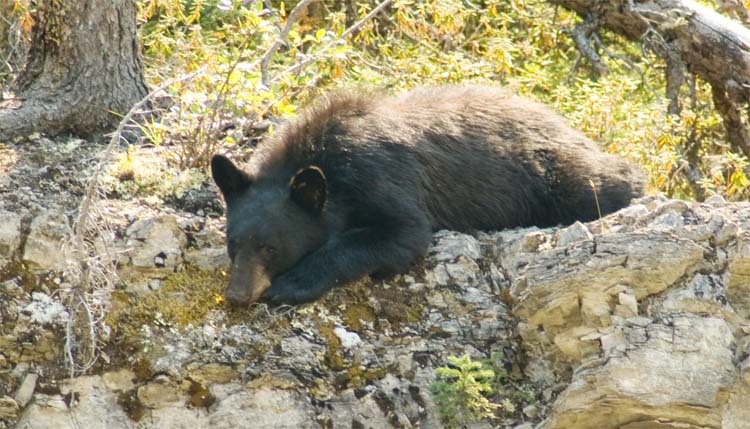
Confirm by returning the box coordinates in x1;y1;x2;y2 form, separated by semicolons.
371;283;427;329
117;389;146;422
0;261;59;295
405;302;426;325
111;266;227;332
318;320;386;390
153;267;228;325
104;290;132;332
342;304;376;332
346;363;386;389
187;380;216;409
103;148;207;201
105;266;228;366
132;356;153;383
318;323;346;371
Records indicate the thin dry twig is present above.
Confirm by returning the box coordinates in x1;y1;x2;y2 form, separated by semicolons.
190;44;250;166
63;68;205;377
271;0;392;83
260;0;317;87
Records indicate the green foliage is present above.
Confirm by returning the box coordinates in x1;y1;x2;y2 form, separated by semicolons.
136;0;355;167
0;0;32;87
430;352;539;427
131;0;750;199
0;0;739;198
430;354;500;428
3;1;749;197
103;146;206;203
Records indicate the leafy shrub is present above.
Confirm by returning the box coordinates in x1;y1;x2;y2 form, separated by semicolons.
2;1;747;198
430;354;500;428
430;352;540;427
131;0;750;199
0;0;32;88
134;0;736;198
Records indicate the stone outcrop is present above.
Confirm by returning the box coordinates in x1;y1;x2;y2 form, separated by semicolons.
22;209;73;272
1;195;750;428
0;211;21;267
505;195;749;429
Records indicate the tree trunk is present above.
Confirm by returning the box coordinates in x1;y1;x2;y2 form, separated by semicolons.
0;0;148;139
548;0;750;156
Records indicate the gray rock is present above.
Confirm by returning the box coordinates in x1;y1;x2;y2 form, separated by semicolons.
17;376;130;429
660;273;731;316
428;230;481;261
333;326;362;349
614;203;648;224
183;246;229;270
519;230;548;253
13;373;37;408
137;375;183;408
0;395;19;422
430;257;482;288
727;233;750;318
546;316;735;429
20;292;68;325
555;221;593;247
705;194;727;207
648;210;685;233
101;369;135;392
0;211;21;265
12;197;750;429
324;375;437;428
209;387;316;429
121;214;187;282
22;210;73;272
723;377;750;429
512;232;704;339
184;226;230;270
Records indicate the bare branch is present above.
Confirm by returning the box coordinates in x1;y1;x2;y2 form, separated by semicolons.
665;45;687;116
272;0;392;83
260;0;317;87
712;84;750;158
566;16;609;76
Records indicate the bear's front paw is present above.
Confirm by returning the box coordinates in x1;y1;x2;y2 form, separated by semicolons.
262;273;325;305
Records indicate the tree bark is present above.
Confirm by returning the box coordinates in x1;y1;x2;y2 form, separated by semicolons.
549;0;750;156
0;0;148;139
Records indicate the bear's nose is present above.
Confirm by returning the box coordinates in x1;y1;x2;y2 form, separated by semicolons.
225;289;251;307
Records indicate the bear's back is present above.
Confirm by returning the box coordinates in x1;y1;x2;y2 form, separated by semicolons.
251;86;644;230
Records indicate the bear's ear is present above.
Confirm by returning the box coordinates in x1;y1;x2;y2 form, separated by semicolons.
290;166;327;214
211;154;251;201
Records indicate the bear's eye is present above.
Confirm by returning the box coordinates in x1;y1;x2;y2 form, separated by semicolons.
258;243;277;256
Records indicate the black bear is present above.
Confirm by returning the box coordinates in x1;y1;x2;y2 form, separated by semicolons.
212;85;645;305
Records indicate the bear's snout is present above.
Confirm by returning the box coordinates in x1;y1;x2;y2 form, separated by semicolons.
225;288;251;307
225;260;271;306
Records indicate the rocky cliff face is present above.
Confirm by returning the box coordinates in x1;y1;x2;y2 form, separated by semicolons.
0;142;748;429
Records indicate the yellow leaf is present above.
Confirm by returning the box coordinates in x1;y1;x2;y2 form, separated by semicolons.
20;14;33;34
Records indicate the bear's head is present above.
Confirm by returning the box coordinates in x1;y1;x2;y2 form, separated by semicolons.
211;154;328;306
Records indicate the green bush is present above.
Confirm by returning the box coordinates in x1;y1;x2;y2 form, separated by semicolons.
430;354;500;428
133;0;749;199
430;352;540;427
